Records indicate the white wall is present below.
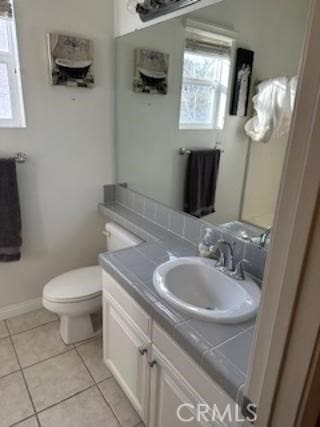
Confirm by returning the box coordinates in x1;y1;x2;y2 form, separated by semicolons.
116;0;309;225
0;0;114;309
241;133;289;228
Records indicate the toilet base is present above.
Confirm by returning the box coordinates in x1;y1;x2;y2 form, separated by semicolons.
60;311;102;344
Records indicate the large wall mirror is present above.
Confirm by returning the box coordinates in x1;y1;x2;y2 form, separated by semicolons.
115;0;309;243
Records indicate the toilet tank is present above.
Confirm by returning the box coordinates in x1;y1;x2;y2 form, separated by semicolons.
105;222;142;252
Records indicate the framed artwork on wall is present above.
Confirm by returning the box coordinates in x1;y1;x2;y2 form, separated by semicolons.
230;48;255;117
47;33;94;88
133;48;169;95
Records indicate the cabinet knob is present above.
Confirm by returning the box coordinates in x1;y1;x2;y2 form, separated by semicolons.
149;360;157;368
138;346;148;356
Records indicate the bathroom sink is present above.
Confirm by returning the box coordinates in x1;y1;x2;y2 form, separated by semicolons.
153;257;261;324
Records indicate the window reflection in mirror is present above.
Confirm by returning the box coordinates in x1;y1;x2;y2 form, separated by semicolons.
179;37;231;130
115;0;310;243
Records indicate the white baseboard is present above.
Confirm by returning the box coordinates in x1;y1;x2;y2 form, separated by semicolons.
0;297;42;321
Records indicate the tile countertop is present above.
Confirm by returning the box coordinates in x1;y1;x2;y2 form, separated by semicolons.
99;202;256;405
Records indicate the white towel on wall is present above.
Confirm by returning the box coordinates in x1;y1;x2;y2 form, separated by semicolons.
244;76;297;143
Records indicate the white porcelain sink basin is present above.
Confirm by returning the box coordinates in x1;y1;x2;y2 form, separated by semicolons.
153;257;261;324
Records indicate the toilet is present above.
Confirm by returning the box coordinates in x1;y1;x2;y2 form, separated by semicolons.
42;222;142;344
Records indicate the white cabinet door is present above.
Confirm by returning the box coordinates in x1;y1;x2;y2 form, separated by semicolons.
149;346;222;427
103;296;150;424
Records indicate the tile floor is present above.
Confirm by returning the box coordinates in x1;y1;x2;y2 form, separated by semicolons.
0;309;143;427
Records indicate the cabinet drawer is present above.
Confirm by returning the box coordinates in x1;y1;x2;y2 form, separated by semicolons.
103;271;152;338
152;323;239;425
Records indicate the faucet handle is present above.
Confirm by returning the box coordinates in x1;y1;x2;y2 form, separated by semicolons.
232;259;252;280
198;228;216;257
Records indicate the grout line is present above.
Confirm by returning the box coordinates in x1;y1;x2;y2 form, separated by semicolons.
4;312;62;427
21;348;74;371
142;198;146;218
3;318;10;336
8;319;59;338
0;368;22;382
10;341;107;418
2;311;126;426
95;377;112;385
12;345;111;422
200;328;248;362
9;414;40;427
8;331;39;424
95;382;123;427
73;333;103;348
73;345;123;427
0;334;11;343
215;328;251;351
240;324;256;333
106;198;264;277
35;384;96;417
172;318;191;333
201;339;248;379
104;203;194;246
215;347;248;378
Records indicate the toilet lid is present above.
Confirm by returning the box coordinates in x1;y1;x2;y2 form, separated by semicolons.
43;266;102;303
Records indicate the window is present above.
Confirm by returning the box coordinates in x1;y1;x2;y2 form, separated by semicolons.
179;37;231;130
0;14;25;127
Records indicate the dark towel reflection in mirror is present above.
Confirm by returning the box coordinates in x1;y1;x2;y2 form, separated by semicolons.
184;149;221;218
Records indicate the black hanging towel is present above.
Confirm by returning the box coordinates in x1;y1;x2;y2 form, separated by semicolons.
184;150;221;218
0;159;22;262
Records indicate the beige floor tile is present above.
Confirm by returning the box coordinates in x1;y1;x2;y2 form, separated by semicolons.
74;332;102;347
6;308;57;335
24;350;94;411
0;372;34;427
76;336;112;382
15;416;39;427
38;387;120;427
12;321;71;368
99;378;141;427
0;337;20;378
0;320;9;339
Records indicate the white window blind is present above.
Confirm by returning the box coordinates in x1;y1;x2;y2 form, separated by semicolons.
179;37;231;130
0;9;25;128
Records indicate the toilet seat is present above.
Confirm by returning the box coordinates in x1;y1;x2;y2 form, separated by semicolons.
43;266;102;304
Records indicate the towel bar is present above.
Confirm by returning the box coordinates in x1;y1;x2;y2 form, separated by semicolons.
179;147;224;155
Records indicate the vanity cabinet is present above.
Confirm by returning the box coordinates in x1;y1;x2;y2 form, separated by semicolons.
102;272;248;427
148;345;209;427
102;273;152;423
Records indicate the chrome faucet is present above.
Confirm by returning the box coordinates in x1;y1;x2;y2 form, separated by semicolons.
232;259;251;280
209;240;235;273
260;227;271;248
